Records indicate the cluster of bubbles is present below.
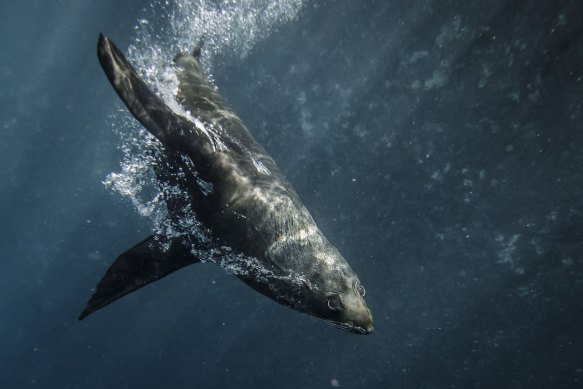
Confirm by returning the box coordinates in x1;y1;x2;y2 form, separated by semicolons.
124;0;306;104
103;0;305;248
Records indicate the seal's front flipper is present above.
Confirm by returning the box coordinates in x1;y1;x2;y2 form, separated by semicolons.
79;235;199;320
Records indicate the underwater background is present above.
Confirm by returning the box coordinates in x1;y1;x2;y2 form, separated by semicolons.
1;0;582;387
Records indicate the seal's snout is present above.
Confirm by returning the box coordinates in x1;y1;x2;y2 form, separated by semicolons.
364;322;374;334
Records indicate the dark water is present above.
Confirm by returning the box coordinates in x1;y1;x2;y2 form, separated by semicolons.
1;0;582;388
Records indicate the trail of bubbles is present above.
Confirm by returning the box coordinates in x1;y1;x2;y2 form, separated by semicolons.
128;0;306;95
132;0;306;68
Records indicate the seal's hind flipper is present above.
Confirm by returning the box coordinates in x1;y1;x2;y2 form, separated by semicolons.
97;34;201;152
192;33;206;59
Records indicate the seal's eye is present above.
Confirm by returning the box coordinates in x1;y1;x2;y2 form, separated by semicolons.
327;295;343;311
357;284;365;297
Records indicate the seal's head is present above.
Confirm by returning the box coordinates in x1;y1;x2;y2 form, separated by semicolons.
296;248;374;335
321;277;374;334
